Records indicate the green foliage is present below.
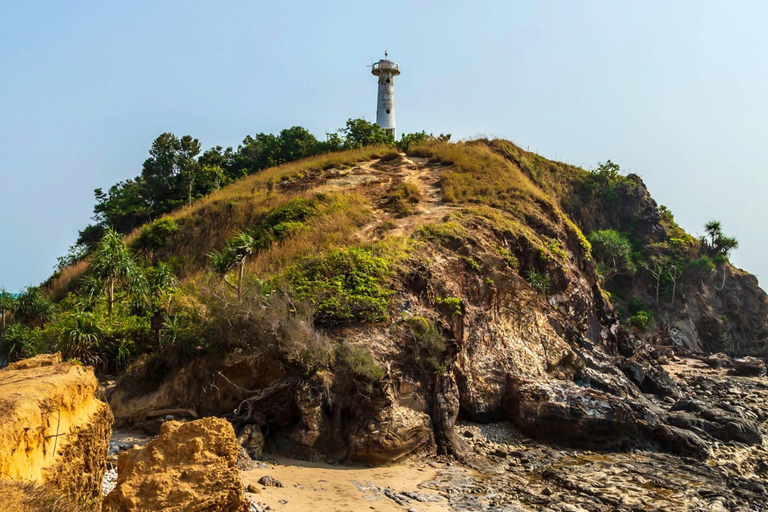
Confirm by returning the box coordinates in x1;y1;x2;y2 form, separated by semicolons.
0;289;16;329
626;298;653;330
89;228;142;316
630;311;652;330
80;119;409;243
264;197;318;238
287;247;393;325
338;118;395;148
689;255;716;275
524;270;550;294
582;160;635;203
335;342;385;382
14;287;55;328
545;237;567;261
0;323;38;362
588;229;637;282
436;297;463;316
495;246;519;269
397;131;430;152
566;218;592;254
131;217;179;253
464;257;482;273
701;220;738;259
405;316;447;372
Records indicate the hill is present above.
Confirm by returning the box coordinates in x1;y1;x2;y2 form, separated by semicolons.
5;136;768;508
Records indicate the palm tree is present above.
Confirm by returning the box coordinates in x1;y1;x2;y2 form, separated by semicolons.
0;289;16;331
131;263;178;345
209;230;269;300
89;228;141;317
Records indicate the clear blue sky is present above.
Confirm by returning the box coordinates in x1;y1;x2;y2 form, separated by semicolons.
1;1;767;292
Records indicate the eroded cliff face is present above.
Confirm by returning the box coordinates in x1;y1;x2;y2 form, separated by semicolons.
0;353;112;507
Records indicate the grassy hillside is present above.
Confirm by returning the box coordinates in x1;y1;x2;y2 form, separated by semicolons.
3;136;754;377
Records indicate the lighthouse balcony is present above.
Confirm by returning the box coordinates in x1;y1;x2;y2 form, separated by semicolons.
372;60;400;76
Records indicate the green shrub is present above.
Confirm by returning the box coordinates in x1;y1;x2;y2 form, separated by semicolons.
287;246;393;324
495;246;519;269
335;342;384;382
405;316;447;372
630;311;652;330
546;237;567;261
588;229;637;282
524;270;550;294
436;297;463;316
464;257;482;273
131;217;179;253
689;255;716;275
0;324;38;362
264;197;318;239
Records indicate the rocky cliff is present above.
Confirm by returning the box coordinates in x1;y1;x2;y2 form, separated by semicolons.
106;140;768;477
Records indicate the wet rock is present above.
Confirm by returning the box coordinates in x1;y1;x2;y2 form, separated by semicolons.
731;357;766;376
103;417;249;512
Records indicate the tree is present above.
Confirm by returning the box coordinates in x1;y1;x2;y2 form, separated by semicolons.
277;126;320;162
140;133;201;212
0;289;16;331
209;230;270;300
340;118;395;148
588;230;637;282
131;263;178;345
701;220;738;259
89;228;141;317
14;287;54;328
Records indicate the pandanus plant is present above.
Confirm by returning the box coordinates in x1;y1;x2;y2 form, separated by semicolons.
208;230;271;300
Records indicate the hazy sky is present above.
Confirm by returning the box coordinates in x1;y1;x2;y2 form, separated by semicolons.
1;1;767;292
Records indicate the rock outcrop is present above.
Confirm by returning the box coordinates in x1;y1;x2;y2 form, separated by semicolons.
103;417;250;512
0;353;112;507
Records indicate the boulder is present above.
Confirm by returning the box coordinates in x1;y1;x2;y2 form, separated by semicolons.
0;353;112;506
103;417;250;512
730;357;766;376
620;360;680;398
704;353;733;369
506;378;709;459
237;424;265;460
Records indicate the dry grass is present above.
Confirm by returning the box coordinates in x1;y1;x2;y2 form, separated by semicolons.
46;258;89;301
485;139;587;204
409;140;551;217
385;181;423;217
0;481;85;512
47;146;397;295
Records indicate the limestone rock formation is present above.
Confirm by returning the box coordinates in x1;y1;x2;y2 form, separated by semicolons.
102;417;250;512
0;353;112;506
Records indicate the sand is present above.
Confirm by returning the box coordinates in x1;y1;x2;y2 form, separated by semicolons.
241;456;453;512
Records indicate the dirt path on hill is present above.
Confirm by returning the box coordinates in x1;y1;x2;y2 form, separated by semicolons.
323;154;460;241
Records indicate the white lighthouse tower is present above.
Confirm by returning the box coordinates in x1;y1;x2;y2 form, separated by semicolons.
371;51;400;139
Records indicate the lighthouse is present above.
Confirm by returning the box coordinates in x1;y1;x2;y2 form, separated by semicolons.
371;51;400;139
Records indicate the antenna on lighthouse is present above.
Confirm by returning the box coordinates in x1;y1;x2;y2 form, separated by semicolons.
371;52;400;139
